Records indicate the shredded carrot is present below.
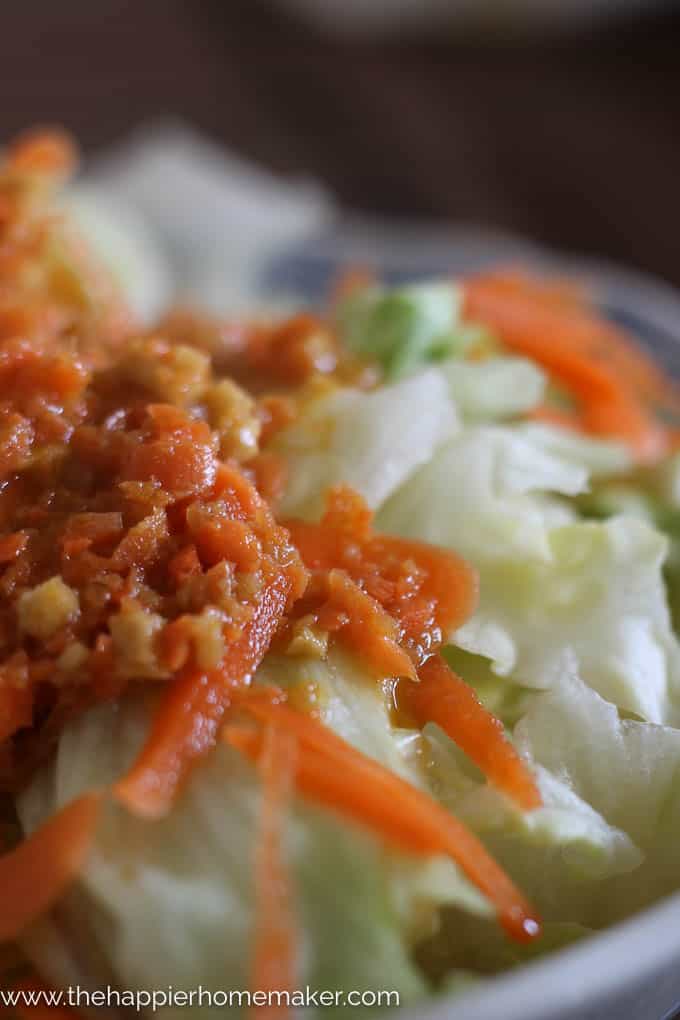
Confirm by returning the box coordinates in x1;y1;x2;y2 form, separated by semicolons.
0;793;100;943
399;655;541;811
247;315;339;387
284;486;478;671
316;568;417;682
250;724;298;1017
7;129;77;178
115;570;301;819
465;272;673;461
527;405;580;431
167;543;202;588
281;489;539;810
224;701;541;943
467;269;679;403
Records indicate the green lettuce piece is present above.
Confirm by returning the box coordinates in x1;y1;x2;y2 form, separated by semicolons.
256;648;421;782
424;723;640;886
378;425;584;565
648;450;680;506
514;423;631;478
576;481;655;523
274;368;456;520
454;517;680;724
514;670;680;924
438;357;546;422
61;187;172;323
336;283;463;379
377;414;680;722
576;455;680;638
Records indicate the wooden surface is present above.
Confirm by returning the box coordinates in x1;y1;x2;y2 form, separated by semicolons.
2;0;680;285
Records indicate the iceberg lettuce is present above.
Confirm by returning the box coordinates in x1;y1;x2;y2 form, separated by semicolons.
453;518;680;724
514;423;631;478
62;188;172;323
438;357;545;422
514;671;680;923
378;425;585;564
256;648;420;783
275;368;456;520
336;283;463;379
424;722;640;887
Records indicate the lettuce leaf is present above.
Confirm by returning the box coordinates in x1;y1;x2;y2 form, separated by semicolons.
514;670;680;923
514;423;631;478
453;517;680;724
424;723;640;887
438;357;545;422
256;648;421;783
336;283;462;379
378;425;584;564
61;188;172;323
275;368;456;520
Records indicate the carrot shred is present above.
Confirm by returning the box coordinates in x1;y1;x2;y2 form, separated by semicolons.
467;269;679;403
224;701;541;943
465;273;672;461
284;486;478;671
115;572;298;819
250;724;298;1016
318;568;417;682
0;793;100;943
399;655;541;811
7;129;77;178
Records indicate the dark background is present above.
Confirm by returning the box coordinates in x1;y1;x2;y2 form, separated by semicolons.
2;0;680;284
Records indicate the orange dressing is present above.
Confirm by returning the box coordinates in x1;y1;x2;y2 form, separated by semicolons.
284;486;478;675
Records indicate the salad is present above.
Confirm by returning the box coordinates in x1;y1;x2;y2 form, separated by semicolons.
2;128;680;1017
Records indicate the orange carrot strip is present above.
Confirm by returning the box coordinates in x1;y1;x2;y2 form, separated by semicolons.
374;534;479;639
250;724;298;1017
224;705;540;943
401;655;541;811
115;572;295;819
285;489;478;670
527;405;580;431
465;277;668;461
0;793;100;942
469;269;680;407
7;129;77;178
319;569;417;682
